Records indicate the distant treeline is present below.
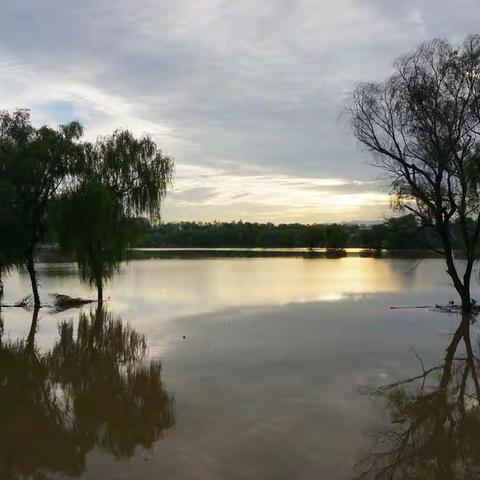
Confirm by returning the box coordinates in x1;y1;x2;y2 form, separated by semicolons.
136;215;443;250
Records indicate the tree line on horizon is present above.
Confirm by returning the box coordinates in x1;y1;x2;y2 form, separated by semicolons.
0;110;174;306
135;215;442;250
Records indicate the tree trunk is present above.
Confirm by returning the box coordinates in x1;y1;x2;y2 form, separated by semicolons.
97;278;103;304
0;269;3;298
461;258;474;315
438;225;472;314
445;314;469;363
26;307;40;357
460;285;472;315
444;254;471;314
25;252;41;308
463;319;480;398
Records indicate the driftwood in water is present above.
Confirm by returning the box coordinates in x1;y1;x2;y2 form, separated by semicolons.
1;293;95;312
390;300;480;315
390;305;432;310
432;301;480;315
50;294;95;312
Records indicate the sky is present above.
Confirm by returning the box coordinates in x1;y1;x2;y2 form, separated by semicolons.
0;1;479;224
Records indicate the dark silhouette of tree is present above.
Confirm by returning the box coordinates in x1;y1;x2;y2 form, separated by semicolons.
53;180;139;303
54;130;174;302
382;215;419;249
348;35;480;313
357;224;386;250
0;307;175;479
325;223;349;249
355;316;480;479
304;224;325;250
81;130;174;219
0;180;26;298
0;109;83;307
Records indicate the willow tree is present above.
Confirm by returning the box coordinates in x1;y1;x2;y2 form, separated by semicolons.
54;181;133;302
348;35;480;314
0;110;83;307
56;129;174;302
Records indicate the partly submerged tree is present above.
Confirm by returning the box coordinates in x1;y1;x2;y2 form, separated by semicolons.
0;109;83;307
0;180;26;298
55;129;174;302
348;35;480;314
53;180;139;303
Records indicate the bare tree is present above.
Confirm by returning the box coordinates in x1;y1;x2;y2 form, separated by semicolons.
348;35;480;314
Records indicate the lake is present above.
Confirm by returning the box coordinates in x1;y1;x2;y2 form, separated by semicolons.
1;256;479;479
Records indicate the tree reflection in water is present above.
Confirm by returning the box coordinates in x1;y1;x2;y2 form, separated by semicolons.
0;306;175;479
355;316;480;480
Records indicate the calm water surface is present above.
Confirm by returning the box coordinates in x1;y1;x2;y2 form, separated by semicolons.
1;257;480;479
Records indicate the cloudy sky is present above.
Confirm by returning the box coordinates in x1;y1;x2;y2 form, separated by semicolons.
0;1;478;223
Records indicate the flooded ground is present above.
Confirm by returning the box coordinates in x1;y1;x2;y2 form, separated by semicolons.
1;256;479;479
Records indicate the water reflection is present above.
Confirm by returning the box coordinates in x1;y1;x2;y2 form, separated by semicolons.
3;259;480;479
356;316;480;479
5;258;423;316
0;306;175;479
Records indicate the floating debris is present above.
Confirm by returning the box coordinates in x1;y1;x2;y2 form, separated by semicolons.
0;295;36;310
432;301;480;315
390;300;480;316
390;305;432;310
1;293;95;311
14;295;34;310
50;294;95;313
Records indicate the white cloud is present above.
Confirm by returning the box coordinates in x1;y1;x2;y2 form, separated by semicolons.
162;163;389;222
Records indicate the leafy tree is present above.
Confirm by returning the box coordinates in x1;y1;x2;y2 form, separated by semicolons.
0;180;26;297
383;215;420;249
349;35;480;314
80;129;174;218
304;224;325;250
357;224;386;250
325;223;349;249
0;109;83;307
55;130;174;302
53;180;139;302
